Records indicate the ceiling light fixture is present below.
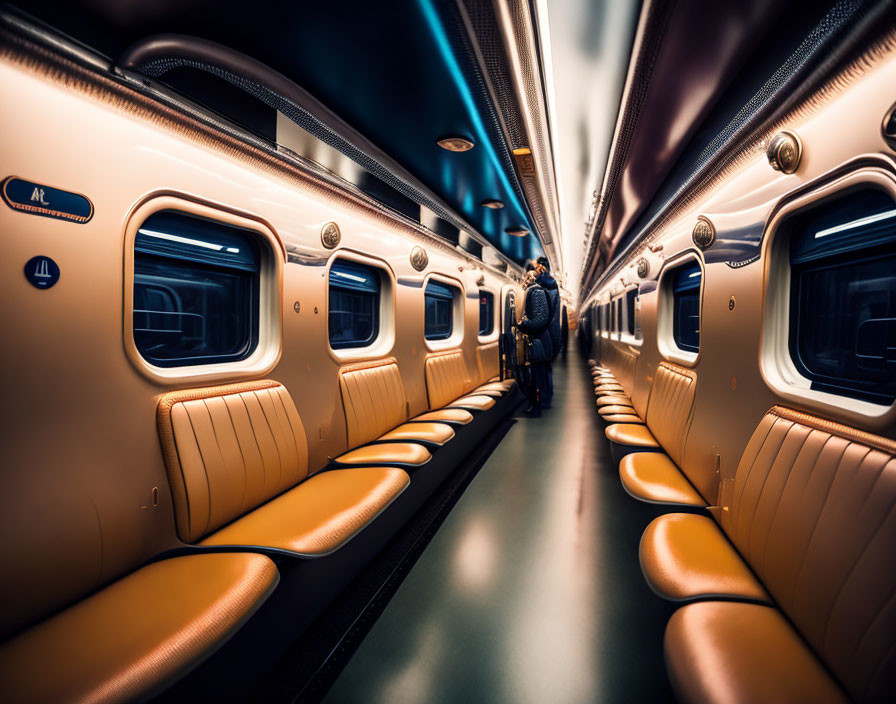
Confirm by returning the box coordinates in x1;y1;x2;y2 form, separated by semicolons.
437;136;475;152
505;227;529;237
481;199;504;209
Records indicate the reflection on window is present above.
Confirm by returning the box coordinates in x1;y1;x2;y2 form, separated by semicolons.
329;260;380;349
626;289;637;336
789;188;896;404
672;261;701;353
479;291;495;336
425;281;457;340
133;211;260;367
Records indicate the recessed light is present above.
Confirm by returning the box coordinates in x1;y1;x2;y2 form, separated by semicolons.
481;199;504;209
512;147;531;156
505;227;529;237
437;136;475;152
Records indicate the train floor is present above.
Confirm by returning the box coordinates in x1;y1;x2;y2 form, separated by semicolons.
323;352;678;703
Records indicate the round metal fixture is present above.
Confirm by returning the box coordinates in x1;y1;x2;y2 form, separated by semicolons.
481;199;504;209
293;301;301;314
320;221;341;248
636;258;649;278
410;246;429;271
437;136;474;152
692;216;716;250
728;296;736;311
505;227;529;237
881;101;896;150
766;130;802;174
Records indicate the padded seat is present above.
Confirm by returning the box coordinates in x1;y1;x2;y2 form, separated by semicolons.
620;453;705;506
202;468;409;555
603;413;644;424
665;602;848;704
474;381;514;395
605;423;660;448
595;386;625;396
447;394;496;411
598;404;637;417
334;442;431;467
378;421;455;446
410;408;473;425
0;553;278;704
596;395;632;407
640;514;768;602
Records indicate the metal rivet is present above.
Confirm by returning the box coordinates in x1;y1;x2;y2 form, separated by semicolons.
314;306;318;314
730;377;737;391
766;130;802;174
636;258;649;278
728;296;736;311
410;246;428;271
293;301;301;314
152;487;159;507
321;222;341;249
692;216;716;250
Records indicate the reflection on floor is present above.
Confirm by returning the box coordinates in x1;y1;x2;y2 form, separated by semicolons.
325;353;677;703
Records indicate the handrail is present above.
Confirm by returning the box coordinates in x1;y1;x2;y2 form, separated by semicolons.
116;34;482;243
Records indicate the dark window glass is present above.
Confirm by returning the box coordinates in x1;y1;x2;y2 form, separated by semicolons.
626;289;637;335
133;211;260;367
672;261;701;353
479;291;495;336
329;260;381;349
616;299;623;334
425;281;457;340
789;188;896;404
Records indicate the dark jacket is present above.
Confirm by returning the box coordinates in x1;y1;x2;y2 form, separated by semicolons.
518;282;553;362
536;272;562;359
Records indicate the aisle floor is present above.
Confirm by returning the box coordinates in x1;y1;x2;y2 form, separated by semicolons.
325;354;677;703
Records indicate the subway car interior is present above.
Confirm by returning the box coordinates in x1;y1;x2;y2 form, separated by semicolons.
3;0;896;702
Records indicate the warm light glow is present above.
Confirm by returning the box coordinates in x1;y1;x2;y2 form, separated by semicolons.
512;147;532;156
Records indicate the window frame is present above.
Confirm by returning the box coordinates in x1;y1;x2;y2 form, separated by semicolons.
657;252;704;367
478;288;497;340
328;258;382;351
760;167;896;428
123;195;283;385
423;274;464;351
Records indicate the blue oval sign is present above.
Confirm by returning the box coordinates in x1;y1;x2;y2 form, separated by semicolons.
2;176;93;223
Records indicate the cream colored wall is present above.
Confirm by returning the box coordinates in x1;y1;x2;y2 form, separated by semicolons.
583;45;896;505
0;51;519;626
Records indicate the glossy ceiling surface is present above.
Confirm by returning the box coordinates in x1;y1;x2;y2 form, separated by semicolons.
16;0;543;264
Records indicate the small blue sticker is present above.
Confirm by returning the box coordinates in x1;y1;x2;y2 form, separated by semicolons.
24;256;60;289
2;176;93;223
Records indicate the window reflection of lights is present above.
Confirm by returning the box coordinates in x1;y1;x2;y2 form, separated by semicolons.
138;228;228;252
333;270;367;283
814;208;896;239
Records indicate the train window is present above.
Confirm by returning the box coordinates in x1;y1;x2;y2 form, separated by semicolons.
672;261;702;353
133;211;260;367
329;260;381;349
615;299;622;335
479;291;495;336
788;188;896;404
625;290;637;335
425;280;458;340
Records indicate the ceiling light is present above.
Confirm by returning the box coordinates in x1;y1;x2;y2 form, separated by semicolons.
481;199;504;209
505;227;529;237
512;147;531;155
437;136;475;152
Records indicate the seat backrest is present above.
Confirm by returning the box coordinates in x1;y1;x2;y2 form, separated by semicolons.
476;342;499;385
157;380;309;543
425;350;470;409
644;362;697;466
338;358;408;448
721;407;896;704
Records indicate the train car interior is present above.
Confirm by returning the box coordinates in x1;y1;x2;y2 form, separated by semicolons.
2;0;896;702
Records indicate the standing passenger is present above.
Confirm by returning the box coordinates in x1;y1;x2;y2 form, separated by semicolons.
535;256;561;409
518;264;553;416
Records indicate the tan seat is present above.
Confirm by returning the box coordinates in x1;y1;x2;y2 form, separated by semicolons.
640;514;768;601
410;408;473;425
378;421;454;446
605;423;660;449
0;553;279;704
334;442;431;467
653;408;896;703
620;454;705;506
474;381;514;396
665;602;849;704
157;381;413;546
602;413;644;424
338;358;454;449
598;404;637;417
596;395;632;407
447;394;496;411
594;384;625;393
202;468;409;554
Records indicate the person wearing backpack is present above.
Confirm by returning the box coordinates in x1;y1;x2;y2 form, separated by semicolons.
534;256;562;409
518;263;553;417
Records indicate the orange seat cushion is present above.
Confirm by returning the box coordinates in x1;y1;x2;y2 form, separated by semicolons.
411;408;473;425
620;453;705;506
378;422;455;446
335;442;431;467
598;404;637;417
447;394;496;411
596;395;632;408
605;423;659;448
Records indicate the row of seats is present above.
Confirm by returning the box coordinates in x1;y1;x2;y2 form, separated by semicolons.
588;358;896;704
0;350;515;703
